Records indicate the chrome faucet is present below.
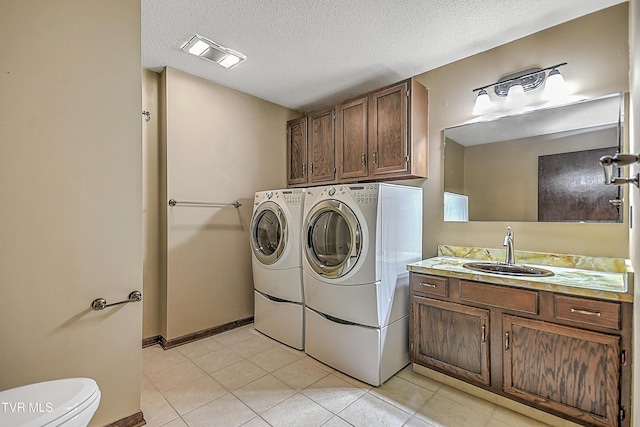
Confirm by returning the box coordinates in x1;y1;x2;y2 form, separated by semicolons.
503;227;515;264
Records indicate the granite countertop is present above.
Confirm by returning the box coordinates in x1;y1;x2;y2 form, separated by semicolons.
407;245;633;303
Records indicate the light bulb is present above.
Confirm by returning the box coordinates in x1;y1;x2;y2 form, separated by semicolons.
542;69;568;100
504;84;529;109
188;40;209;56
219;54;242;68
473;89;493;115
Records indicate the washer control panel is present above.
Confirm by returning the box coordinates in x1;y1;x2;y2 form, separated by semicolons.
281;189;305;206
349;184;379;205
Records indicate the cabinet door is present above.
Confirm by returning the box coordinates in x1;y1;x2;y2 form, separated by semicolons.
369;81;408;177
287;117;308;186
410;296;490;386
308;107;336;184
503;315;620;427
337;96;368;180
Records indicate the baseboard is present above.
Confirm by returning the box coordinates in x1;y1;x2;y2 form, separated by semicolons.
158;316;254;349
104;411;145;427
142;335;161;348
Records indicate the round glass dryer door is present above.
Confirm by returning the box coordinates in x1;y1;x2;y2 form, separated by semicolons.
304;200;361;278
251;202;287;265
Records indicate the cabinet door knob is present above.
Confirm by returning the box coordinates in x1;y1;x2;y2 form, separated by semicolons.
504;332;510;351
361;153;367;166
481;324;486;344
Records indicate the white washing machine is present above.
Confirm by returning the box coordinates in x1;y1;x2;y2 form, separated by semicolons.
250;188;305;349
302;183;422;386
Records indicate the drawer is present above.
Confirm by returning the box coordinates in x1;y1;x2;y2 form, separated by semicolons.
410;274;449;297
459;281;538;314
554;295;620;330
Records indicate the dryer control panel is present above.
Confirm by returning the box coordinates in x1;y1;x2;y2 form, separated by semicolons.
307;185;380;205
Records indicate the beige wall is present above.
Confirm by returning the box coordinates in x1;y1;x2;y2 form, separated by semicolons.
143;70;162;338
0;1;142;426
414;3;629;258
154;67;299;340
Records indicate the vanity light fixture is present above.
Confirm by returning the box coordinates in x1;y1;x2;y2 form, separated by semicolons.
472;63;568;114
180;34;246;69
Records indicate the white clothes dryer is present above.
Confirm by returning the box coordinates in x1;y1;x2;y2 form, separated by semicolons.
302;183;422;385
250;188;306;349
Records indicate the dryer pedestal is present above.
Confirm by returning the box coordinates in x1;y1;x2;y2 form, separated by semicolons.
255;291;304;350
304;307;409;386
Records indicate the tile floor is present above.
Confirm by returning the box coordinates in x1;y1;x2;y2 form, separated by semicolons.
141;324;558;427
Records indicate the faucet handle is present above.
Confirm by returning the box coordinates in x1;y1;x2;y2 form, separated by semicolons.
503;227;513;245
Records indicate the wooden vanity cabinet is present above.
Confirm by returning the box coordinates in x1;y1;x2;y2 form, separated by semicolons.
411;296;490;386
409;272;631;427
503;315;620;427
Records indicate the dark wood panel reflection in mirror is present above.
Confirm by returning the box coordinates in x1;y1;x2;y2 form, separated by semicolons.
538;147;621;222
443;93;624;222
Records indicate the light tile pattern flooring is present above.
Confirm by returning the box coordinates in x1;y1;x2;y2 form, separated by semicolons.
142;324;556;427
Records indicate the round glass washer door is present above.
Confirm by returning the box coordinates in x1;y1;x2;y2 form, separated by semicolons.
304;200;361;278
251;202;287;265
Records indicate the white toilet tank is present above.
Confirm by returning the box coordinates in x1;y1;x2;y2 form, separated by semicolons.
0;378;101;427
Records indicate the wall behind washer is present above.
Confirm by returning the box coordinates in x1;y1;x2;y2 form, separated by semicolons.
153;67;299;340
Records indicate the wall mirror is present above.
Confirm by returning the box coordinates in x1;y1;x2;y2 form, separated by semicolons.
443;93;624;223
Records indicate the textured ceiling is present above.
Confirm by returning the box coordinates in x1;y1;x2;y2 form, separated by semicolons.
142;0;625;112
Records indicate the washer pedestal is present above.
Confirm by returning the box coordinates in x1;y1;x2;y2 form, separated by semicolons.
304;307;409;386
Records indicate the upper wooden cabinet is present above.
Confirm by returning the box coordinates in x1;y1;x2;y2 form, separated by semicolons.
286;116;308;186
287;77;428;188
369;78;428;180
308;107;337;185
337;96;368;181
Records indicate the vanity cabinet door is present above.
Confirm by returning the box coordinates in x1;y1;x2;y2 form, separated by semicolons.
410;296;490;386
287;116;308;186
503;315;620;427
